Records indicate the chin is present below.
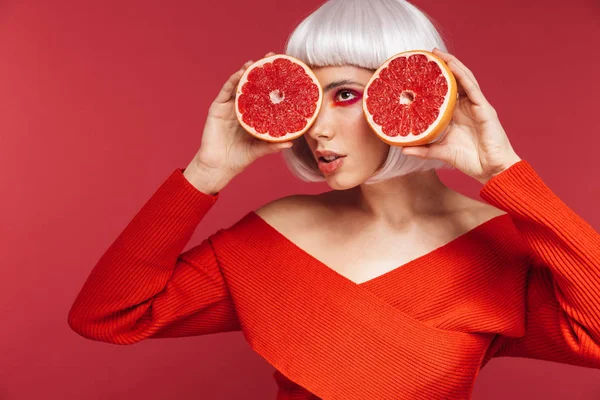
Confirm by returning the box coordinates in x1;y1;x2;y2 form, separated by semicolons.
323;171;371;191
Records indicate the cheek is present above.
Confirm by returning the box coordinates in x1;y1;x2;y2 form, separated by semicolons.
351;127;389;164
354;117;381;147
360;128;390;161
341;106;371;134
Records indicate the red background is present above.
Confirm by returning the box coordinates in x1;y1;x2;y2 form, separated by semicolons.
1;0;599;398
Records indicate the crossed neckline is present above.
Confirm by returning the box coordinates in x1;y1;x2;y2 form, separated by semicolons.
247;210;511;287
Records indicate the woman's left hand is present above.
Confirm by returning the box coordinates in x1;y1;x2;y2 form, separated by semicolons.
400;48;522;185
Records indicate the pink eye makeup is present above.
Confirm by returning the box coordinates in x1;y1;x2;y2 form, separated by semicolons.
332;88;362;107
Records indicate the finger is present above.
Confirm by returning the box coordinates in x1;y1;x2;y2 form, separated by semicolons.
401;142;454;165
433;48;480;89
433;48;480;88
433;49;488;107
213;60;254;104
455;80;466;98
453;64;488;107
253;140;294;159
270;141;294;152
264;51;276;58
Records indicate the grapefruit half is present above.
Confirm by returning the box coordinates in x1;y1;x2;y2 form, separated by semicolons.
363;50;458;147
235;54;323;143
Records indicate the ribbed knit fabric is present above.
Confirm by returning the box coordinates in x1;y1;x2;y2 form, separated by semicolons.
68;160;600;400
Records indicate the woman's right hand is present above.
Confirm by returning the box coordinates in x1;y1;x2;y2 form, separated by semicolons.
190;52;293;179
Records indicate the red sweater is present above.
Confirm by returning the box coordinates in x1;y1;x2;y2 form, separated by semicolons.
68;160;600;399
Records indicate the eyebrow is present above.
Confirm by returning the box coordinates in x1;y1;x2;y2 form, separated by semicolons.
323;79;365;93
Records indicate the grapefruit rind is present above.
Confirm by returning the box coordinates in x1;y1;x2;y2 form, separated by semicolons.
362;50;457;147
234;54;323;143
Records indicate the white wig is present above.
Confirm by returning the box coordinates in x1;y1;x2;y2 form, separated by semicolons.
281;0;455;184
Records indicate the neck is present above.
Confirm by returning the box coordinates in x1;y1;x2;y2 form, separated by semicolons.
336;170;457;226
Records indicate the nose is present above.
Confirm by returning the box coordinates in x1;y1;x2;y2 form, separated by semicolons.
305;104;335;141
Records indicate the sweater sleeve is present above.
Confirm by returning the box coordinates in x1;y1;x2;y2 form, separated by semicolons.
67;168;241;345
479;160;600;369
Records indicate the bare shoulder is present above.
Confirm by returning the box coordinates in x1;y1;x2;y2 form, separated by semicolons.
454;195;507;226
253;191;507;233
254;194;319;229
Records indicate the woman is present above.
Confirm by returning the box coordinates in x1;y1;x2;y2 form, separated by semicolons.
68;0;600;398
